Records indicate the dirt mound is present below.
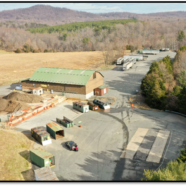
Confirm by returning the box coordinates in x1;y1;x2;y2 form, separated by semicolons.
4;100;29;113
4;92;43;103
0;98;8;111
0;98;30;113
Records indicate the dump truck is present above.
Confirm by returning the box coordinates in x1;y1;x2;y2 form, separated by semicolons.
123;61;133;71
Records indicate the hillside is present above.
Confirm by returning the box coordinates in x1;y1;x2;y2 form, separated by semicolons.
0;5;186;26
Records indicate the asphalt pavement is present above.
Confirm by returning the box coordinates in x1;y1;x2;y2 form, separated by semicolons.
2;51;186;181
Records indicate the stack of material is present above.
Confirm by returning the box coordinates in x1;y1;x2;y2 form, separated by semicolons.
4;92;43;103
34;167;59;181
0;98;29;113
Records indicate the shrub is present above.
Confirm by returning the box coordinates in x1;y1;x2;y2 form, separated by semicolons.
44;49;48;53
142;161;186;181
177;149;186;163
15;48;21;53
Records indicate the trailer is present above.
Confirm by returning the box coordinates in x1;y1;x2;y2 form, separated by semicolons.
116;57;124;65
138;50;159;55
123;61;133;71
129;55;143;61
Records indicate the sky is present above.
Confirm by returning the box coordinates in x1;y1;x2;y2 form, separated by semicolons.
0;2;186;14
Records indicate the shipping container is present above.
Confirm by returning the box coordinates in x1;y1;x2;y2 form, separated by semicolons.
31;126;52;146
94;84;108;96
93;99;110;110
30;147;55;168
46;122;65;139
73;102;89;113
56;117;74;128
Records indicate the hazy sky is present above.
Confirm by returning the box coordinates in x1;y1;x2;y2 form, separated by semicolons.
0;2;185;14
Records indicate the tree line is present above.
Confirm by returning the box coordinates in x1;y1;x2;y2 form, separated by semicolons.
0;18;186;53
27;19;138;34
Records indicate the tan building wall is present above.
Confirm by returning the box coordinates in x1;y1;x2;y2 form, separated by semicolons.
86;72;104;94
22;71;104;95
22;81;86;94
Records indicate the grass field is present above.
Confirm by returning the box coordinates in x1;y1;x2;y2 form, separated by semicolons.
0;129;34;180
0;51;114;86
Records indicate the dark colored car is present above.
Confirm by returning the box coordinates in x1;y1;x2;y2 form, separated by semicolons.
65;141;78;151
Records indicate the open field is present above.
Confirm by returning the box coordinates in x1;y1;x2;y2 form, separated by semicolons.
0;51;112;86
0;129;34;180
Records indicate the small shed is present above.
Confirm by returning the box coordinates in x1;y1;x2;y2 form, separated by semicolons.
93;99;110;110
73;101;89;113
87;101;99;111
30;147;55;168
34;167;59;181
94;84;108;96
56;117;74;128
46;122;65;139
32;87;43;95
31;126;52;146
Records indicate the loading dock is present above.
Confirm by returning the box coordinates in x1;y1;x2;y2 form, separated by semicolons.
46;122;65;139
30;147;55;168
31;126;52;146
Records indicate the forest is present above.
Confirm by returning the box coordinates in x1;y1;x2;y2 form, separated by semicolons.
0;18;186;54
141;45;186;114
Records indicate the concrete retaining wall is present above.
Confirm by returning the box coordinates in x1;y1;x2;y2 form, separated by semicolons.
0;114;10;122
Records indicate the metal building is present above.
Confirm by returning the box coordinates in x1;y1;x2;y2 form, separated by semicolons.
21;67;105;99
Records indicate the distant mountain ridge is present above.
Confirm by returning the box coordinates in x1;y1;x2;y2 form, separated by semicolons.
0;4;186;25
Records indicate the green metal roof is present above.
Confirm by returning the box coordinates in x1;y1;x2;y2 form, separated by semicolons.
31;147;53;159
98;84;108;89
28;67;103;86
47;122;63;132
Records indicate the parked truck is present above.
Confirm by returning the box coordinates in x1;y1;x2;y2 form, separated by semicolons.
123;61;133;71
138;50;159;55
129;55;143;61
116;57;124;65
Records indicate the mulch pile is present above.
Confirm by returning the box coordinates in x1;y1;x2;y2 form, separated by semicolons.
0;98;29;113
3;92;43;103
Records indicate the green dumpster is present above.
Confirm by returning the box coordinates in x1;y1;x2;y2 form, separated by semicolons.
30;147;55;168
56;117;74;128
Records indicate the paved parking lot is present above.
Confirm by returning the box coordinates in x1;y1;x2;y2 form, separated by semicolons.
2;51;186;181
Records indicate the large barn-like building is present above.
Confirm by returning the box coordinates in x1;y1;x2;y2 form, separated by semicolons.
21;67;105;99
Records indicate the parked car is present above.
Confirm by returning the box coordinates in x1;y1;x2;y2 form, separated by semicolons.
65;141;78;151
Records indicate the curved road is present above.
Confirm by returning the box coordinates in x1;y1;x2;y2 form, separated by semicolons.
2;51;185;181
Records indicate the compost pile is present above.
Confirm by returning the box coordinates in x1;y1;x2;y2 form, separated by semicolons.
4;92;43;103
0;98;29;113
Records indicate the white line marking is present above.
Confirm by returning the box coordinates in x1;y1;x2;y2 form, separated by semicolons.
146;130;170;163
120;128;148;159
